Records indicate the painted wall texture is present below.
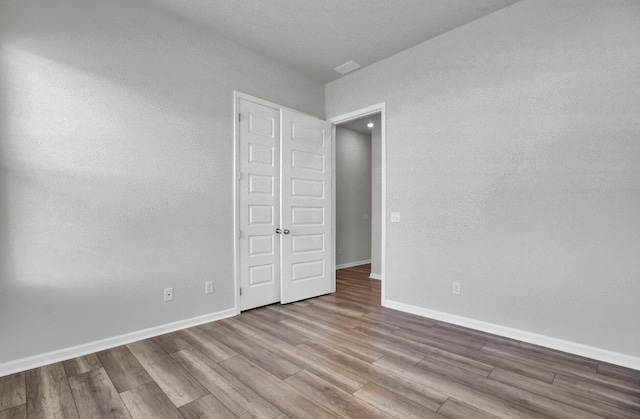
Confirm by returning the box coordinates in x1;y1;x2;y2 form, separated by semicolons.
0;0;324;363
326;0;640;358
335;126;372;266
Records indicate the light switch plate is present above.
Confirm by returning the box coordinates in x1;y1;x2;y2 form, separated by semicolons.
391;212;401;223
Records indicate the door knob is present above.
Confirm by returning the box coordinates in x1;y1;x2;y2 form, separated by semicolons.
275;228;282;234
283;229;290;235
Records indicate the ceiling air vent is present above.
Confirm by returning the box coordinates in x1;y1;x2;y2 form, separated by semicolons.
334;60;361;75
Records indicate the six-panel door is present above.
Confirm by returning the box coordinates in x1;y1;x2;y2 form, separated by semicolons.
238;99;333;310
238;99;281;310
280;109;333;304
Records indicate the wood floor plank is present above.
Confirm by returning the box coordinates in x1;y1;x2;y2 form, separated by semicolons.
394;322;487;350
392;327;556;383
355;321;496;378
597;362;640;385
119;382;183;419
353;382;444;418
414;357;603;419
437;398;499;419
558;369;640;397
420;352;493;378
249;306;290;323
218;355;338;418
0;373;25;411
489;368;639;419
172;348;282;418
249;332;368;394
373;355;547;418
68;368;131;419
217;317;263;338
298;341;448;411
307;298;368;318
26;363;79;419
553;373;640;412
62;354;102;377
482;342;596;377
0;404;26;419
363;308;438;329
271;303;364;330
284;370;388;418
296;315;426;365
201;325;301;380
180;326;237;362
515;341;598;371
97;346;153;393
281;319;384;363
179;394;237;419
152;331;194;354
433;321;519;348
127;339;207;407
236;311;308;346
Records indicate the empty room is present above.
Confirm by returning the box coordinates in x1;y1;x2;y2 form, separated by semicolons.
1;0;639;418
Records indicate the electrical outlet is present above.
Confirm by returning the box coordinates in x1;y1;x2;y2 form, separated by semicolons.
452;282;461;296
205;281;214;294
164;287;174;301
391;212;401;223
363;213;369;221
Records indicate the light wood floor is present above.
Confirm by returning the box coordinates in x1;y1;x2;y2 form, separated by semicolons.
2;265;639;418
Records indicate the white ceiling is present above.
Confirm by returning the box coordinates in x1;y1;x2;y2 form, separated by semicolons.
146;0;519;82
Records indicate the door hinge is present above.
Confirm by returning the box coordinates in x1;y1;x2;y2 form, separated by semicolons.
240;287;243;296
239;230;242;239
238;113;242;123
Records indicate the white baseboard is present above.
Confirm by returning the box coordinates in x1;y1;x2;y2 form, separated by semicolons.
383;299;640;371
336;259;371;270
369;273;382;280
0;308;237;377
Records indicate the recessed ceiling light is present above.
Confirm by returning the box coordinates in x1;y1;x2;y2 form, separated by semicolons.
367;122;374;128
334;60;361;75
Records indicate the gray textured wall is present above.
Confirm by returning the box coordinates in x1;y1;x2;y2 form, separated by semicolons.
0;0;324;364
326;0;640;358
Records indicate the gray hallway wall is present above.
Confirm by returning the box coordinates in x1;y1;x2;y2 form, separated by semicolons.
335;126;372;267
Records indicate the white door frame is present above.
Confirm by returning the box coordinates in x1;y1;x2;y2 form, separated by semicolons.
328;103;387;304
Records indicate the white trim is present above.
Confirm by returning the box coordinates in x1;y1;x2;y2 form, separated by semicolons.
0;308;236;378
331;125;337;294
336;260;371;270
329;103;386;305
369;273;382;280
383;299;640;371
233;91;240;315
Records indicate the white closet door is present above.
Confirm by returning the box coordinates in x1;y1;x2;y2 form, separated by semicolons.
280;109;333;304
238;99;281;310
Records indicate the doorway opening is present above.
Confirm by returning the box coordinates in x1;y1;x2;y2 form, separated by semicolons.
334;114;381;278
329;103;386;304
